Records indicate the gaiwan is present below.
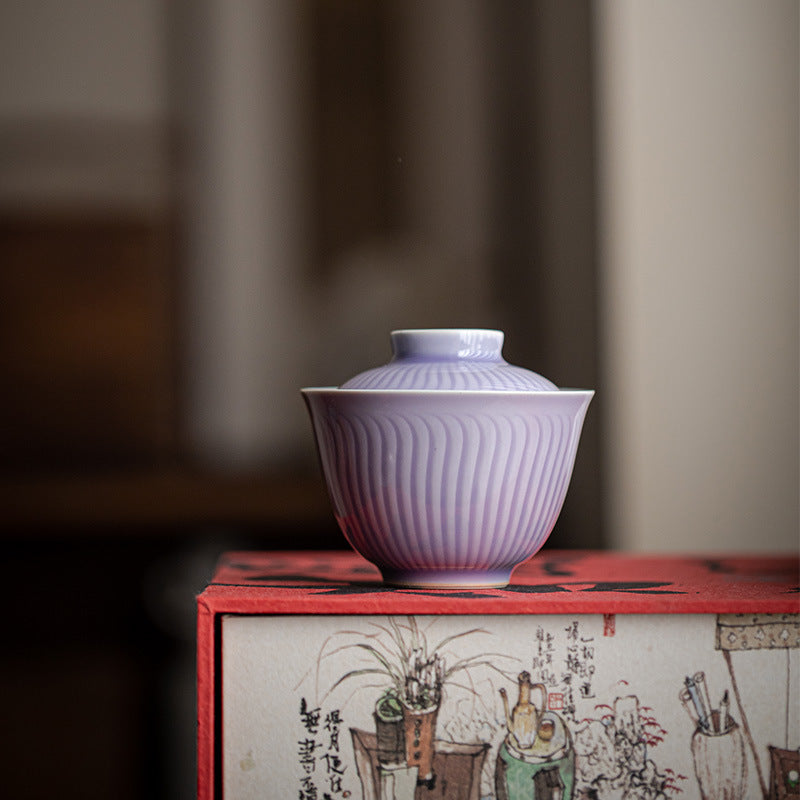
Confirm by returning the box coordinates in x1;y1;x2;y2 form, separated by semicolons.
302;329;593;588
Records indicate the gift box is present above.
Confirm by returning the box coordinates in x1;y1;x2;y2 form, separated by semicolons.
197;551;798;800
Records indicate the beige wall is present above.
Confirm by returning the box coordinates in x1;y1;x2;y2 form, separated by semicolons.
596;0;799;551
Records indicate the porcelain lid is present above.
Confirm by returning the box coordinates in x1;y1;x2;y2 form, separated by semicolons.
339;329;558;391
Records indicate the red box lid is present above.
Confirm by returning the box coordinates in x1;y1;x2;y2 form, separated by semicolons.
199;549;798;616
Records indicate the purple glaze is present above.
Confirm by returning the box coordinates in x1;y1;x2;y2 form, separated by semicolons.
301;388;593;588
340;329;557;391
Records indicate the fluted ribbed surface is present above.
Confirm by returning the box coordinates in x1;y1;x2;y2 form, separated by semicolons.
304;391;592;583
341;363;556;391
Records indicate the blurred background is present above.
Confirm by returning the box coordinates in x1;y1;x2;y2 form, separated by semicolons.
0;0;796;797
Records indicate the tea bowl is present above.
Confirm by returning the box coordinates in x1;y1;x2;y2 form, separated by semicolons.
302;330;593;588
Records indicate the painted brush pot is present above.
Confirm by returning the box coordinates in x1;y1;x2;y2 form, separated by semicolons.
302;329;593;588
691;717;747;800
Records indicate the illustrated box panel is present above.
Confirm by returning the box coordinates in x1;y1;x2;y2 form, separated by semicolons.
197;551;799;800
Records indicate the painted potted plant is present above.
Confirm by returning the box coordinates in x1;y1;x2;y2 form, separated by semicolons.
325;616;506;787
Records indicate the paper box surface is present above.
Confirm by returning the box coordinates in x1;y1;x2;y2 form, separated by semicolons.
197;551;799;800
